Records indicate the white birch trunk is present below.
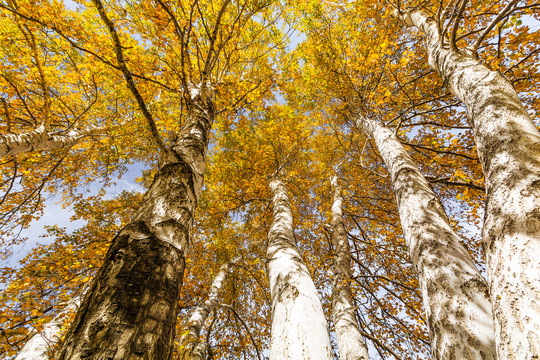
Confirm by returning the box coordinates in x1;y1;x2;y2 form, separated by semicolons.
330;175;370;360
15;292;84;360
178;256;240;360
396;10;540;358
357;117;496;359
58;89;215;360
0;125;106;157
267;178;333;360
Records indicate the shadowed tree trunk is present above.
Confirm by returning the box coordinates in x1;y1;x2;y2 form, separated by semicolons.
395;10;540;357
178;255;241;360
357;117;496;359
330;175;370;360
266;177;333;360
57;91;214;360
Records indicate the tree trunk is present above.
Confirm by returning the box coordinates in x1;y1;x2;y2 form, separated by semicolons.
266;178;333;360
57;92;214;360
0;125;106;157
396;10;540;358
357;117;496;359
15;291;84;360
178;256;240;360
330;175;370;360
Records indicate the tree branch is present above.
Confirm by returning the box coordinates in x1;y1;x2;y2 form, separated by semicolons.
91;0;171;156
471;0;520;54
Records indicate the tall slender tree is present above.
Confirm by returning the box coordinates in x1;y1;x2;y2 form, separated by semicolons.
267;177;333;360
14;288;85;360
330;174;370;360
356;116;496;359
179;255;241;360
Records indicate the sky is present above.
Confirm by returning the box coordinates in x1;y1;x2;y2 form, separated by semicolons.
2;164;145;269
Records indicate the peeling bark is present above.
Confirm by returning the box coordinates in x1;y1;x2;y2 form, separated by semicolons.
15;291;84;360
330;175;370;360
0;125;107;158
357;117;496;359
267;178;332;360
396;10;540;358
57;92;214;360
178;256;240;360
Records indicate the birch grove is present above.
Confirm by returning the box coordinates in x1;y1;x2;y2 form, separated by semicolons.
1;0;540;359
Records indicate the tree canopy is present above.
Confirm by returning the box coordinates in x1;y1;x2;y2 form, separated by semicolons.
1;0;539;359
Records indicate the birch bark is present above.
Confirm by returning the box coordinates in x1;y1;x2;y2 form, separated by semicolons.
0;125;107;158
15;292;83;360
330;175;370;360
357;117;496;359
396;10;540;358
178;256;240;360
267;178;333;360
57;90;214;360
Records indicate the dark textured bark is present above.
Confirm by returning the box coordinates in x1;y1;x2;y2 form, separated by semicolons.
58;94;214;360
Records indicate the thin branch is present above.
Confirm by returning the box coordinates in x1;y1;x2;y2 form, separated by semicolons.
504;48;540;74
398;138;478;161
202;0;232;83
359;329;405;360
449;0;469;51
219;303;262;360
426;176;485;191
91;0;170;156
472;0;520;54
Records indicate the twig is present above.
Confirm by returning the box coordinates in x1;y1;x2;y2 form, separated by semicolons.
219;303;262;360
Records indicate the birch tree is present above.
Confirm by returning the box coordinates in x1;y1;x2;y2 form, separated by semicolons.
0;125;110;158
179;256;241;360
394;3;540;357
55;2;217;356
330;174;370;360
356;116;496;359
267;177;332;360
